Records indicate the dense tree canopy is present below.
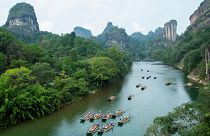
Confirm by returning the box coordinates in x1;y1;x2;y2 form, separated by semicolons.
150;26;210;77
0;28;131;129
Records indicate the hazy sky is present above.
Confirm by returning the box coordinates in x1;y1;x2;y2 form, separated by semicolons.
0;0;203;36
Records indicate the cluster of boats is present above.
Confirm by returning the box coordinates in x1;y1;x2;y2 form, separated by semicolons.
136;83;147;90
136;69;158;91
86;116;131;135
87;122;114;135
80;112;102;123
81;110;130;135
141;75;157;80
81;110;124;123
140;69;149;72
140;69;177;88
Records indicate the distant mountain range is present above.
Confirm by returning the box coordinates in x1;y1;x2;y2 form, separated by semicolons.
1;2;177;48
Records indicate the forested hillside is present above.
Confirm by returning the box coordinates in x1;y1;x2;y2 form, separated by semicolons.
145;0;210;135
151;26;210;77
0;27;131;129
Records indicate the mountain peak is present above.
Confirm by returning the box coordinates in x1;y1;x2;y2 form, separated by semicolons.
102;22;114;34
5;2;39;32
107;22;113;27
73;26;92;39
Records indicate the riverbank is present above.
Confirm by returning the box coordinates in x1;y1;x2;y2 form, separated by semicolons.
145;86;210;136
187;72;208;86
145;64;210;136
177;64;208;86
0;72;129;131
0;62;197;136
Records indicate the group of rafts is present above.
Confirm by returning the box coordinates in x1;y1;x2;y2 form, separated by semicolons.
137;69;175;87
80;109;130;135
135;69;158;91
83;69;160;135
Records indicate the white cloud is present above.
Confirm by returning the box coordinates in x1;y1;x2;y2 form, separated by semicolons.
131;22;145;32
39;21;54;32
83;25;94;31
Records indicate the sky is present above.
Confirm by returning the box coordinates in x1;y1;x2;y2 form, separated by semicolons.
0;0;204;36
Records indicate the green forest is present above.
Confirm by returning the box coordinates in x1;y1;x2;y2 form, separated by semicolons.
145;26;210;136
0;1;210;135
0;28;131;129
150;26;210;77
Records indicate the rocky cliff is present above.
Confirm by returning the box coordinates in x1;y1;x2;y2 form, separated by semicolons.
131;21;176;44
205;46;210;80
73;26;92;39
101;22;114;34
5;2;39;32
130;27;166;46
189;0;210;30
164;20;177;42
97;22;130;49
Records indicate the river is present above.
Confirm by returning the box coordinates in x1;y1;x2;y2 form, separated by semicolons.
0;62;199;136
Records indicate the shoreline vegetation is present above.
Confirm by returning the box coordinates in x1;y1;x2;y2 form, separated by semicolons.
0;1;209;135
145;62;210;136
0;28;132;130
145;85;210;136
145;24;210;136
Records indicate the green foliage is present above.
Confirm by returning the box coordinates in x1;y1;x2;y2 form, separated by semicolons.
151;26;210;77
183;49;202;74
0;53;6;73
31;62;55;85
0;25;131;129
198;61;207;79
0;28;16;53
88;57;119;86
102;47;131;75
22;44;45;63
198;87;210;112
146;85;210;136
145;103;202;136
184;123;210;136
7;3;36;20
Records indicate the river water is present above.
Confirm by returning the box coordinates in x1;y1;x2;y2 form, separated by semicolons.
0;62;199;136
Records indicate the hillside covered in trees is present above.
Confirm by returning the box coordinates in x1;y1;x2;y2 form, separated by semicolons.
145;0;210;135
0;1;210;135
0;18;131;129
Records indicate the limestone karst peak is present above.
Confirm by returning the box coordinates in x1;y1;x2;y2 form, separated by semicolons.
5;2;39;32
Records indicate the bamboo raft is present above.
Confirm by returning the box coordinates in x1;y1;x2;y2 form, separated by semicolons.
80;112;93;122
108;95;116;101
165;82;172;86
136;83;142;88
128;94;134;100
89;113;102;122
141;86;147;90
102;113;112;122
118;116;130;126
112;109;124;119
97;123;114;135
87;124;100;135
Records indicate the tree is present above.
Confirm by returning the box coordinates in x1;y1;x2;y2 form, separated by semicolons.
22;44;45;63
0;53;6;73
88;57;119;86
31;62;55;85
